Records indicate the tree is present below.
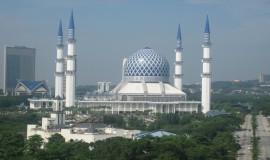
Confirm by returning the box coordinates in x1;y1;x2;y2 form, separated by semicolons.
36;134;65;160
103;114;125;128
89;137;135;160
0;132;25;159
127;116;146;130
0;96;30;108
26;134;44;156
50;141;91;160
212;132;240;159
45;133;65;150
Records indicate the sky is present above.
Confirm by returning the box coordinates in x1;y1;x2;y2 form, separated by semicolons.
0;0;270;87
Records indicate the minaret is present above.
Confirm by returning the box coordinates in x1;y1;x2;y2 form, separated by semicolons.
65;11;76;107
174;24;183;91
51;96;65;125
201;15;212;113
55;20;64;98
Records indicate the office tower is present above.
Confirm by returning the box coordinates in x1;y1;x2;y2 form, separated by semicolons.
3;46;36;95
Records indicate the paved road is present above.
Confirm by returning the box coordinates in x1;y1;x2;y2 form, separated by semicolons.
256;115;270;160
236;114;253;160
236;114;270;160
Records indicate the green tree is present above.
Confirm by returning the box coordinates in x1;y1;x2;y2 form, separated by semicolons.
127;116;146;130
103;114;125;128
0;96;30;108
55;141;90;160
36;134;65;160
45;133;65;150
89;137;135;160
212;132;240;159
25;134;44;156
0;132;25;159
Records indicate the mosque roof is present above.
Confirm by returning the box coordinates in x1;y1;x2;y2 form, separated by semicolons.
205;109;230;117
150;131;176;137
73;123;107;129
55;95;62;100
15;80;49;95
20;80;44;91
116;82;186;96
124;47;170;83
133;130;176;139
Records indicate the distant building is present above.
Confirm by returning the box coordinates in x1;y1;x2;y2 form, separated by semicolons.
97;82;111;94
233;102;252;110
3;46;35;95
14;80;49;97
259;72;270;83
205;109;230;117
27;97;140;143
233;80;241;83
133;130;176;139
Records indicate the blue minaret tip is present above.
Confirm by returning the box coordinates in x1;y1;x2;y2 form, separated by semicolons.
58;19;63;37
204;15;210;34
69;10;75;29
177;24;182;41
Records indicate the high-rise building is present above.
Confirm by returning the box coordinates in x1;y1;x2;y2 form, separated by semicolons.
259;72;270;83
3;46;36;95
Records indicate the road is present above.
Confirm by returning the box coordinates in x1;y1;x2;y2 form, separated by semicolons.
256;115;270;160
236;114;253;160
236;114;270;160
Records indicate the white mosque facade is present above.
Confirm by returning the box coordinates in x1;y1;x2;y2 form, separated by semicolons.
28;12;213;115
77;47;200;114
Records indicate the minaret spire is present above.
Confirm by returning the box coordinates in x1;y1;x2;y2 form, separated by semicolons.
177;24;182;47
58;20;63;37
65;11;77;107
201;15;212;113
55;19;64;98
204;15;210;44
174;24;184;91
68;10;75;41
57;19;63;45
69;10;75;30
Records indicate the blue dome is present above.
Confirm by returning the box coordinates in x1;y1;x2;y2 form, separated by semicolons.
124;47;170;83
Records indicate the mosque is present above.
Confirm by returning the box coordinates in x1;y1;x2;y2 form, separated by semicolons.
28;11;212;115
27;11;212;143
